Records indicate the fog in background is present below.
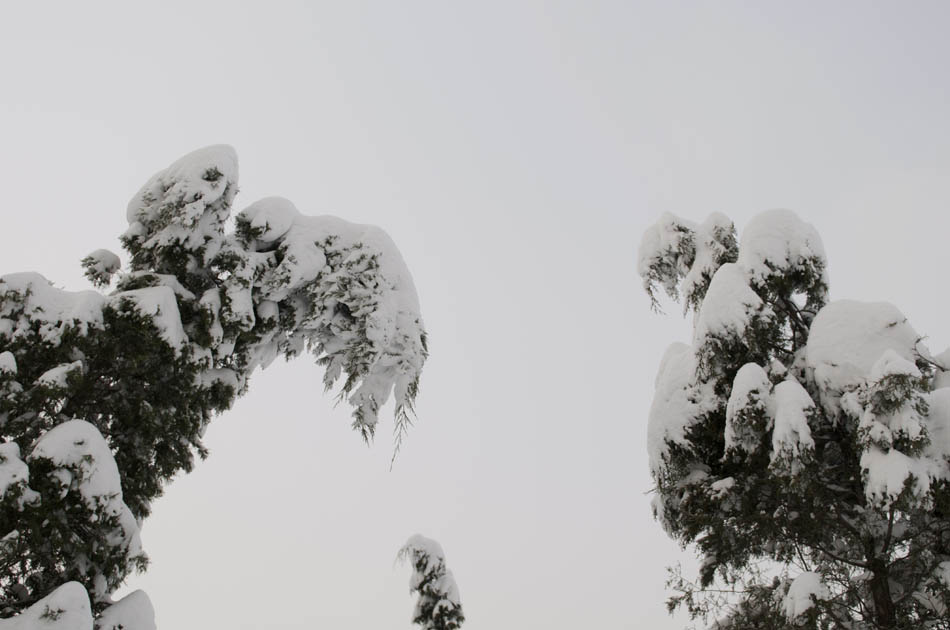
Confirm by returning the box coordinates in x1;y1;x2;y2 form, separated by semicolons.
1;2;949;628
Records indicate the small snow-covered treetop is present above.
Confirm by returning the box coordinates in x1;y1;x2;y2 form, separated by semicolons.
398;535;464;630
640;210;950;629
0;146;427;624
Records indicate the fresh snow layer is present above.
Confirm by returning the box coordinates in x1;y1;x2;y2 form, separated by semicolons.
782;572;829;619
29;421;142;593
738;209;826;286
856;381;950;507
239;196;298;242
637;213;696;293
83;250;121;279
693;263;765;347
770;380;816;466
31;421;125;505
724;362;771;453
126;145;238;258
0;273;105;343
860;446;941;505
681;213;734;303
401;534;461;606
806;300;922;413
0;582;92;630
648;343;701;473
37;361;83;388
0;351;16;374
925;388;950;461
96;590;155;630
108;287;187;353
0;442;29;499
231;202;426;430
869;348;921;382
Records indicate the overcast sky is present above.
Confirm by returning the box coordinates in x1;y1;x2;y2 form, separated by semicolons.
2;2;950;629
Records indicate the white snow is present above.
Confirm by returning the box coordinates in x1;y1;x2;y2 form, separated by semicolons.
0;273;105;343
869;348;921;382
648;343;710;473
856;380;950;507
924;388;950;461
0;582;92;630
95;590;155;630
239;196;298;242
693;263;767;347
782;572;830;619
860;380;948;507
401;534;461;606
860;446;943;507
681;213;734;306
126;145;238;259
806;300;922;414
37;361;83;388
724;362;771;454
738;209;826;287
108;287;188;353
0;351;15;374
83;250;121;278
858;351;927;451
0;442;29;498
770;380;816;468
239;210;426;430
709;477;735;498
29;421;143;594
31;421;123;510
935;561;950;587
637;212;695;297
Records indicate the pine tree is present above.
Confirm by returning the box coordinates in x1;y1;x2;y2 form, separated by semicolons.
398;535;465;630
0;146;427;626
640;210;950;629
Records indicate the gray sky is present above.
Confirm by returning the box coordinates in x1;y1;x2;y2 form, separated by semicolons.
2;2;949;628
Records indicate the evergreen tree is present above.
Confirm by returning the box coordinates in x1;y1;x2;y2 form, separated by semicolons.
399;535;465;630
0;146;427;626
640;210;950;629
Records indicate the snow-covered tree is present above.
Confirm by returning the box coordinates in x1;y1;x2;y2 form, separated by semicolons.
640;210;950;629
0;146;427;626
398;535;464;630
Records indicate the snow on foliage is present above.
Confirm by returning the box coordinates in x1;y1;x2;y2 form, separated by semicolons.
737;209;826;291
806;300;922;415
29;421;144;598
782;572;830;620
80;250;121;288
95;590;155;630
638;212;737;313
107;287;188;353
769;379;816;471
36;362;83;389
647;343;714;475
399;535;464;630
694;264;766;346
125;144;238;261
0;145;428;623
724;362;771;455
641;209;950;629
0;353;15;374
0;582;92;630
0;273;105;343
0;443;28;499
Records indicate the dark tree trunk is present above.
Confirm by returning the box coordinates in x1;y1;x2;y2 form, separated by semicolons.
869;560;896;628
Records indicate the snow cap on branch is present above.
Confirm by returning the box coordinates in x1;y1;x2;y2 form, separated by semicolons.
806;300;923;416
0;582;91;630
399;535;464;630
738;209;827;293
